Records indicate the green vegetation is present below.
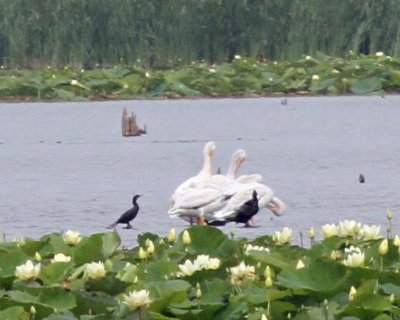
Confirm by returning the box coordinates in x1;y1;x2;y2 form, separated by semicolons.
0;1;399;68
0;52;399;101
1;217;400;319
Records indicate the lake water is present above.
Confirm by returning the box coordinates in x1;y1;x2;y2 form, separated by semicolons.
1;95;400;246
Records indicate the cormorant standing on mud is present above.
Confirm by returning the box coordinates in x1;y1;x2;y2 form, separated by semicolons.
107;194;142;229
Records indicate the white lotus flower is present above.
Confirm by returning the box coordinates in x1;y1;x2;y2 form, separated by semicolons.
63;230;82;245
244;244;270;255
338;220;361;238
206;257;221;270
360;224;381;240
376;51;384;57
178;259;199;276
273;227;293;245
229;261;256;285
15;260;41;281
85;261;106;279
322;224;338;238
122;289;151;310
343;249;365;268
70;79;78;86
51;253;71;263
193;254;220;270
312;74;320;81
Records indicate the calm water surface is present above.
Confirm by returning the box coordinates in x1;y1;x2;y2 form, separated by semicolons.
1;96;400;245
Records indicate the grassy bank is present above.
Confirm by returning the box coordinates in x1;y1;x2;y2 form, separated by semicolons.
0;52;400;102
1;216;400;319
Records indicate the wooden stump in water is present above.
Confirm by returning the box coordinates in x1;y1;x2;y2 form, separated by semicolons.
122;108;147;136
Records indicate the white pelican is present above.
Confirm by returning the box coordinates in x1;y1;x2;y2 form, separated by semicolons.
266;196;286;216
211;149;261;187
171;141;216;203
168;184;230;224
210;149;246;187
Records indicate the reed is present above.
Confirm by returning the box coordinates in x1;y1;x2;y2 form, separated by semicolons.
0;0;399;68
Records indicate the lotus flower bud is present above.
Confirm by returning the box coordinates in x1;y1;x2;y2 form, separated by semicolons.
349;286;357;301
265;276;273;288
309;227;315;240
35;252;42;262
261;314;268;320
145;239;155;255
167;228;176;243
379;239;389;256
390;293;395;303
30;305;36;315
195;287;202;299
138;247;147;260
387;209;393;220
264;265;272;278
296;259;305;270
182;230;191;245
394;235;400;247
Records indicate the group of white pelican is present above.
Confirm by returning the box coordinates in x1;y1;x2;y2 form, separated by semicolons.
168;141;286;227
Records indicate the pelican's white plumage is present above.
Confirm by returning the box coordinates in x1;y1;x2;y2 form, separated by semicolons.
209;182;274;221
168;184;228;222
210;149;246;187
168;141;286;225
171;141;216;203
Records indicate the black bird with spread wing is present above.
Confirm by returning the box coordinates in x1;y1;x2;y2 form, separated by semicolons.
107;194;142;229
207;190;259;227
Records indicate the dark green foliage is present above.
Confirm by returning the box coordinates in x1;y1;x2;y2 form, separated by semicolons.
0;1;399;68
0;52;399;100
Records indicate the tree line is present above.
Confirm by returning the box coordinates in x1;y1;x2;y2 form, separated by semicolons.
0;0;399;68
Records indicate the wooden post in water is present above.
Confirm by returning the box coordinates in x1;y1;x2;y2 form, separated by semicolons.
122;108;147;136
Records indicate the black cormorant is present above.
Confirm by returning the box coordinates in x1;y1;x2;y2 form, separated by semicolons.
107;194;141;229
207;190;259;227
